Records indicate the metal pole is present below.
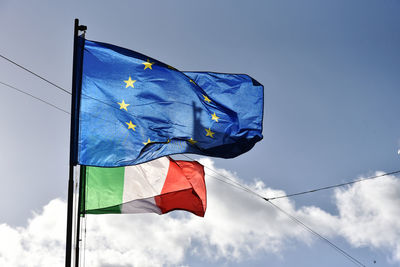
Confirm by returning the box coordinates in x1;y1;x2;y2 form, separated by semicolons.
75;165;86;267
66;18;86;267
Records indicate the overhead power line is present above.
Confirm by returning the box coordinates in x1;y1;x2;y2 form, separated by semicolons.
265;170;400;201
0;52;149;122
182;155;260;196
0;54;71;95
192;160;366;267
188;159;367;266
0;79;133;126
0;81;70;114
182;155;400;201
265;200;365;267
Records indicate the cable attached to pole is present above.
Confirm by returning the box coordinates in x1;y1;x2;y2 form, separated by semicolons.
0;81;70;114
181;155;372;266
0;54;71;94
265;170;400;201
264;199;366;267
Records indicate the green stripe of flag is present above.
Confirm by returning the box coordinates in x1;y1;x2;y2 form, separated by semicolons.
85;166;125;214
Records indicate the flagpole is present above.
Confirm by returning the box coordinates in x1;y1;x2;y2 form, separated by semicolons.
75;165;86;267
66;18;86;267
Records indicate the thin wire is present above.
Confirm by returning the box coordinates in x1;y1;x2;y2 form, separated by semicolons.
0;54;71;94
265;170;400;201
0;52;140;118
182;154;259;196
205;172;260;198
0;80;121;126
265;200;366;267
192;159;367;266
0;81;70;114
182;155;399;202
201;164;366;266
0;52;185;122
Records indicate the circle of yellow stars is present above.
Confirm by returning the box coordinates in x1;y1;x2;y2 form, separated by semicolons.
119;59;222;147
119;59;160;146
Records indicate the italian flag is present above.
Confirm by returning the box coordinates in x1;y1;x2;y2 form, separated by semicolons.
83;157;207;217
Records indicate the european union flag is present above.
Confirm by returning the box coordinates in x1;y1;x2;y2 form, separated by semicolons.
77;38;263;167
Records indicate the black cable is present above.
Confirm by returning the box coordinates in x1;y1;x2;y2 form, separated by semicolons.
189;157;367;266
0;54;71;94
0;52;187;122
195;159;366;266
182;154;259;196
0;81;70;114
0;52;140;119
182;155;399;203
205;172;260;198
265;170;400;201
0;80;123;126
265;200;366;267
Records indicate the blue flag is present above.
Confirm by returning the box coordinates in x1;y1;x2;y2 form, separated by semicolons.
77;39;263;167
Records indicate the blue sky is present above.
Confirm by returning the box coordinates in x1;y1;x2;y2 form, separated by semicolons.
0;0;399;266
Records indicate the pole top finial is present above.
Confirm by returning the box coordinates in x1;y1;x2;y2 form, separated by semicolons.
78;25;87;31
74;19;87;32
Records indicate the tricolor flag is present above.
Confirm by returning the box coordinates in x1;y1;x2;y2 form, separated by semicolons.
83;157;206;217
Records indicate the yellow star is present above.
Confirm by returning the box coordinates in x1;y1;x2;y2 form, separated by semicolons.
143;138;152;145
188;138;197;145
205;128;215;138
190;79;196;85
211;112;220;122
118;100;130;111
124;76;136;88
125;121;136;131
203;94;211;103
167;65;177;70
143;59;154;70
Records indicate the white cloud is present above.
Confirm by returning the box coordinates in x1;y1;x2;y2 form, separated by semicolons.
186;158;338;260
0;199;65;267
334;173;400;262
0;160;399;266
